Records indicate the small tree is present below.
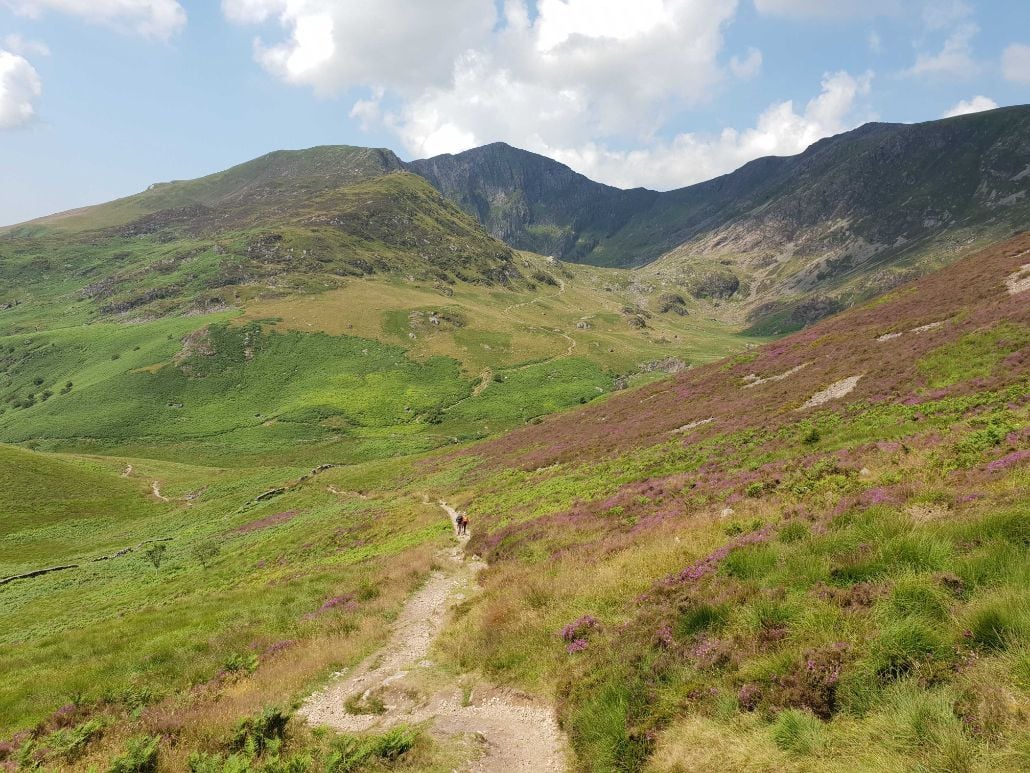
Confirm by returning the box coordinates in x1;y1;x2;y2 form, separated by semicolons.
143;543;167;569
192;540;220;569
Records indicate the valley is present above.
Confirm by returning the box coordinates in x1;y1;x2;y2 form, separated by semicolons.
0;108;1027;772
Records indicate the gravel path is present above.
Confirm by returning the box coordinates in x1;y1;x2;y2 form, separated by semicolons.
299;502;568;772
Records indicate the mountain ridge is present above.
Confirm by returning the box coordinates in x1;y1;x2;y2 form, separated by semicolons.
5;105;1029;334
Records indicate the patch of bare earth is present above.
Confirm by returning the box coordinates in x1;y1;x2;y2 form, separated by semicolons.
299;502;568;772
1006;263;1030;295
742;362;808;388
671;417;715;434
798;375;862;411
877;320;946;342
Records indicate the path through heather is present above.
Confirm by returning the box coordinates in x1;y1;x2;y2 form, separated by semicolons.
299;501;568;772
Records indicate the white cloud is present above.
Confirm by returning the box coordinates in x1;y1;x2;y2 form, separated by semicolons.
0;48;42;129
1002;43;1030;84
921;0;971;30
868;31;883;53
753;0;900;19
548;70;874;190
222;0;498;95
2;33;49;57
905;1;979;78
226;1;876;189
730;47;763;79
906;22;978;78
227;0;739;150
942;95;998;118
4;0;186;39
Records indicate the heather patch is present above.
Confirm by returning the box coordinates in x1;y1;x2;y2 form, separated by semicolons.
234;510;301;534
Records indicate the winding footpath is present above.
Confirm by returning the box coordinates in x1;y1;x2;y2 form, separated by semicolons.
299;502;567;771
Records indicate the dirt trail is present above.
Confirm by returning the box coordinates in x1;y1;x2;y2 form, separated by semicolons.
151;481;168;502
300;501;567;772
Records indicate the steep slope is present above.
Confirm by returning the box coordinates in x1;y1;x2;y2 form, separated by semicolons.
428;234;1030;771
408;142;658;260
17;145;406;232
0;166;521;324
409;106;1030;330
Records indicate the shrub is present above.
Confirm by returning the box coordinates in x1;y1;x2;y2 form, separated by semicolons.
767;644;849;719
771;709;824;755
143;543;167;569
223;652;259;675
779;521;810;544
107;735;159;773
47;718;105;761
229;706;289;756
192;540;220;568
326;726;418;772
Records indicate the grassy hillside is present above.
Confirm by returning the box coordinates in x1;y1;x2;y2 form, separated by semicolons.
0;444;468;769
2;138;1026;771
0;247;757;465
422;234;1030;771
2;232;1023;772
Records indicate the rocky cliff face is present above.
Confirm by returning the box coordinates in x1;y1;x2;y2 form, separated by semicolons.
407;142;658;260
408;106;1030;330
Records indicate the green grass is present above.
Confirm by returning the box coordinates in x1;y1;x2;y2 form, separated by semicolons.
918;323;1030;388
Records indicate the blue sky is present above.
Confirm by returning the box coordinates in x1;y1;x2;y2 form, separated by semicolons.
1;0;1028;225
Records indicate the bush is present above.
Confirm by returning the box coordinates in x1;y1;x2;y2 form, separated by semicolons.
143;543;167;569
767;644;849;719
771;709;824;755
229;706;290;756
107;735;159;773
47;718;106;761
326;726;418;772
779;522;810;544
223;652;259;675
192;540;220;568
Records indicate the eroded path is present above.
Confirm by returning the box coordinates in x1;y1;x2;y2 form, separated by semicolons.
299;502;567;771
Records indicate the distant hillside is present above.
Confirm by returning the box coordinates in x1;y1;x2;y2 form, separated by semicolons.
0;147;521;322
408;142;658;261
409;106;1030;331
5;107;1029;333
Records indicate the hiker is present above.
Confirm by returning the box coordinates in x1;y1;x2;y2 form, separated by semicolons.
460;515;470;535
455;514;465;534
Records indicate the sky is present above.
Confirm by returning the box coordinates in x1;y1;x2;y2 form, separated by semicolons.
0;1;1028;226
